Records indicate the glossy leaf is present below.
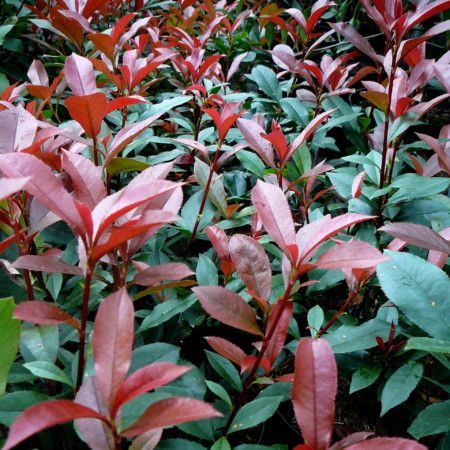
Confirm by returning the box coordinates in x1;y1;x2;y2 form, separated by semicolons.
133;262;194;286
120;397;222;438
13;255;83;276
350;363;382;394
193;286;262;336
0;106;38;153
0;298;20;397
0;153;86;235
315;240;390;269
251;180;296;258
13;301;78;328
381;362;423;416
65;53;97;96
229;234;272;301
405;337;450;354
346;438;427;449
2;400;108;450
204;336;247;366
0;177;30;201
379;222;450;253
408;400;450;439
93;288;134;411
112;363;191;416
292;339;337;450
65;93;107;138
23;361;73;387
377;251;450;340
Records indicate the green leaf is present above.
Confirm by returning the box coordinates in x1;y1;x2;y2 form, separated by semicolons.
197;254;218;286
236;150;266;177
0;298;20;398
137;295;197;333
211;437;232;450
350;363;382;394
251;65;282;102
20;325;59;364
205;380;232;408
178;419;215;442
0;25;14;46
280;98;309;127
141;96;192;118
130;343;180;372
157;439;208;450
194;158;227;216
307;305;324;337
405;337;450;354
228;396;283;433
380;361;423;416
377;251;450;340
397;196;450;228
178;190;215;233
324;317;392;353
106;157;150;176
0;391;50;426
23;361;74;387
206;351;242;392
408;400;450;439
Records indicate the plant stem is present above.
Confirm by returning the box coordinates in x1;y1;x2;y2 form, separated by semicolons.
76;266;93;391
187;142;223;250
222;278;297;436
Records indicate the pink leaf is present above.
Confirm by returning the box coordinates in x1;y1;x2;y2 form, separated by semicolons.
0;177;30;201
74;377;115;450
120;397;222;438
0;106;38;153
205;226;230;261
251;180;296;259
12;255;83;275
62;150;107;209
27;60;49;87
237;118;275;168
292;339;337;450
328;432;374;449
379;222;450;253
315;240;390;269
0;153;87;235
288;109;336;163
329;23;383;64
93;288;134;411
112;363;191;416
405;0;450;33
296;213;374;266
133;262;194;286
229;234;272;302
65;53;97;96
351;171;366;198
13;301;79;328
346;437;427;450
265;301;294;368
204;336;247;366
272;44;298;71
3;400;108;450
106;113;163;164
193;285;263;336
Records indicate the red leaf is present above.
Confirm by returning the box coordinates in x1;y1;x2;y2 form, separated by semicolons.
237;118;276;168
292;339;337;450
0;177;30;201
329;22;383;64
251;180;296;259
120;397;222;438
329;432;374;450
106;96;148;115
0;153;87;235
405;0;450;33
62;150;107;209
88;33;115;61
74;377;115;450
133;262;194;286
296;213;374;266
65;53;97;96
2;400;108;450
315;240;390;269
82;0;109;19
13;301;79;328
205;226;230;261
65;93;107;138
112;363;191;416
93;288;134;412
265;301;294;368
193;285;263;336
380;222;450;253
204;336;247;366
229;234;272;302
306;0;335;33
240;355;271;374
12;255;83;275
288;109;336;164
106;113;163;164
346;437;427;450
351;170;366;198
